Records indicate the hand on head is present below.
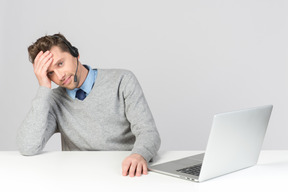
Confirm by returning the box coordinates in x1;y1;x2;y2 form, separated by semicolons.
33;50;53;88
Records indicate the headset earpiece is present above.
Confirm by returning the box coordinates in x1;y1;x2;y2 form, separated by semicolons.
70;46;79;57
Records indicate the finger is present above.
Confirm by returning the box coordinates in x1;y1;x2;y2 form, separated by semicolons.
34;51;51;72
142;162;148;175
39;51;52;65
34;51;43;65
34;57;52;77
39;53;53;71
35;54;53;76
136;163;143;177
37;51;51;66
35;51;50;68
42;57;53;73
129;162;137;177
122;161;131;176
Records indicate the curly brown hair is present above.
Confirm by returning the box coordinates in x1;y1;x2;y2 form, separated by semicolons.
28;33;74;63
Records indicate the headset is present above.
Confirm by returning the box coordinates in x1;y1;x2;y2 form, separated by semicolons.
52;34;79;82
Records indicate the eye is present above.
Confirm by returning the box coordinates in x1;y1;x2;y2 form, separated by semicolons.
48;71;54;76
58;62;63;66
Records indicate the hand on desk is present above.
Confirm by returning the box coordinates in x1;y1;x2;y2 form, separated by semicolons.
122;153;148;177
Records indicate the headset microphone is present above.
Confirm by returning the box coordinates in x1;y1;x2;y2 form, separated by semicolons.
74;59;79;82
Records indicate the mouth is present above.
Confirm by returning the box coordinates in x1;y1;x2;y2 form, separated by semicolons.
62;75;72;86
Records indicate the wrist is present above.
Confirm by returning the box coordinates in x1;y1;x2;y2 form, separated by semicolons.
38;80;51;89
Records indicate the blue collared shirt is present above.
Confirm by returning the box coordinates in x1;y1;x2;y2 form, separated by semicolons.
66;65;97;100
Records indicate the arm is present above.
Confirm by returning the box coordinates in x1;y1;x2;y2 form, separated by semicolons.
17;51;57;155
17;87;57;155
121;72;161;176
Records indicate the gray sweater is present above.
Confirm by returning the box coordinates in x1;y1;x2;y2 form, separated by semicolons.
17;69;161;162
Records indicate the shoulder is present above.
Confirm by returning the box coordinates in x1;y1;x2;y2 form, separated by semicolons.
97;68;134;77
97;68;137;83
96;68;140;91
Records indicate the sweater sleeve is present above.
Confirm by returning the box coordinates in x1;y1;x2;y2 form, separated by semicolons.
122;72;161;162
17;86;58;156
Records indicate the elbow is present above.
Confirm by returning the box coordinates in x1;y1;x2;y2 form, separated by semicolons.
18;149;38;156
17;131;43;156
17;137;42;156
18;145;41;156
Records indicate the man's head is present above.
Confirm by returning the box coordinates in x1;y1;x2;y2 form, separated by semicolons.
28;33;87;90
28;33;78;63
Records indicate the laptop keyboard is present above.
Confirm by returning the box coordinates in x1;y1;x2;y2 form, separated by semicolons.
176;164;202;176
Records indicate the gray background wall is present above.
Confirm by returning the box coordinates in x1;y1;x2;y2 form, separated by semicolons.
0;0;287;151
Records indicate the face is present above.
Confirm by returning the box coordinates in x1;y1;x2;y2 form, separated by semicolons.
47;46;79;90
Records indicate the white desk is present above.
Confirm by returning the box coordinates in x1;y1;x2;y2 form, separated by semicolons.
0;151;287;192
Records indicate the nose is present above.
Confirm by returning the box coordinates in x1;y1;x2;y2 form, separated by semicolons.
54;70;65;81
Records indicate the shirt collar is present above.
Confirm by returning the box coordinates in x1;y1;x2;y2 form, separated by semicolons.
66;65;97;99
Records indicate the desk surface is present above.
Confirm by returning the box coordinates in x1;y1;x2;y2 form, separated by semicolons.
1;151;288;192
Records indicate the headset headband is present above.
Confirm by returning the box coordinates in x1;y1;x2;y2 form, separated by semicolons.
52;35;79;57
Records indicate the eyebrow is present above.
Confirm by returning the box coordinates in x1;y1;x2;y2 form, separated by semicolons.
47;58;63;73
52;58;63;66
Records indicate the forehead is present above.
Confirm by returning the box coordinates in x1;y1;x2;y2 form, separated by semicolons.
50;46;68;58
47;46;70;72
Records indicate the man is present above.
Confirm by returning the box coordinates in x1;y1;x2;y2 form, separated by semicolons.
17;33;161;177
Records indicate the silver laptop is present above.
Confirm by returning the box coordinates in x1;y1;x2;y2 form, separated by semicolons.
149;105;273;182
